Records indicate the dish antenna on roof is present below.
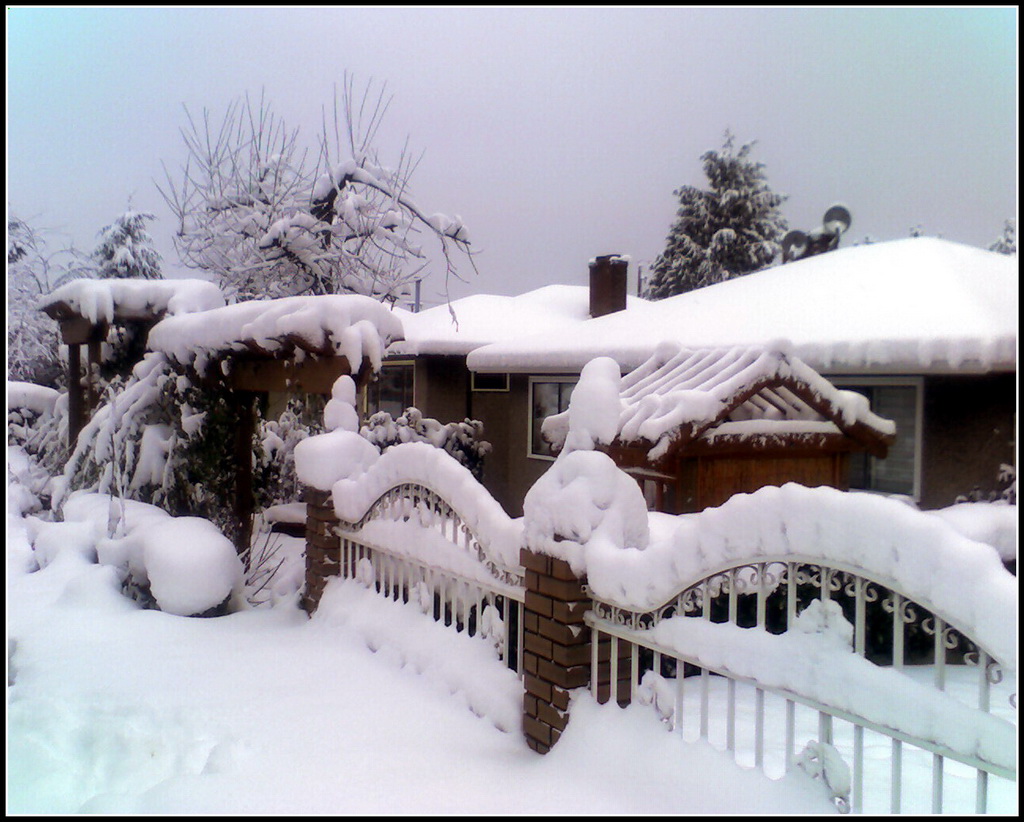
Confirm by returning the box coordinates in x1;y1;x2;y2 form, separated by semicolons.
782;204;852;263
822;204;852;236
781;230;809;263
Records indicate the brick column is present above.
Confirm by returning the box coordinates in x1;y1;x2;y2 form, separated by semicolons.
521;548;592;753
302;487;342;614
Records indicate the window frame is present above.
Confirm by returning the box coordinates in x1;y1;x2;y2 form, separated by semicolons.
832;375;924;501
363;359;416;420
470;371;510;393
527;375;578;461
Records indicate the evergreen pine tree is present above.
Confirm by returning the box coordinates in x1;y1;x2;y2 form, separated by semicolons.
989;219;1016;255
93;209;163;279
644;132;788;299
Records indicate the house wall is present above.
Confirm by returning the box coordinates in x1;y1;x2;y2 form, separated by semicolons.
467;374;552;517
920;372;1016;509
414;355;471;423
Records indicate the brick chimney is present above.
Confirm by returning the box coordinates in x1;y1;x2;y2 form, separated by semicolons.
589;255;628;318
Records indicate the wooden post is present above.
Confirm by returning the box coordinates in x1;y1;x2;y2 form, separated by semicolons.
66;343;84;448
232;390;257;555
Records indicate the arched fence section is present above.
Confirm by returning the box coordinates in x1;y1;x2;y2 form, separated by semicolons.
584;552;1016;814
303;445;1014;814
308;460;526;674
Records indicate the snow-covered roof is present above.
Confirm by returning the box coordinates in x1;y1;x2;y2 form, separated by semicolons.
146;294;405;376
544;342;896;461
40;277;225;325
467;238;1017;376
389;284;648;357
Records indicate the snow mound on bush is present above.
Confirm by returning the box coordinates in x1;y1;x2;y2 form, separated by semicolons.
58;491;242;617
140;518;243;616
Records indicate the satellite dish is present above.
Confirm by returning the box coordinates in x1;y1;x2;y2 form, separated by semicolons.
782;230;809;261
822;204;852;236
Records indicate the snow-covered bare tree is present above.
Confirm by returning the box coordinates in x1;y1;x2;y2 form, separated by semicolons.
989;219;1016;255
7;213;93;386
644;132;788;299
158;78;474;302
93;208;163;279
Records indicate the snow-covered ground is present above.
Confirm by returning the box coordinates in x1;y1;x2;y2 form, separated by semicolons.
6;443;1016;814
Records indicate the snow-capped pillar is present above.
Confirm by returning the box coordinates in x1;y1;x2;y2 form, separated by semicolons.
521;548;594;754
302;487;342;613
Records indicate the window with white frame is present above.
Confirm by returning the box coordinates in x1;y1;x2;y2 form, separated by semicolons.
528;377;577;458
837;379;922;498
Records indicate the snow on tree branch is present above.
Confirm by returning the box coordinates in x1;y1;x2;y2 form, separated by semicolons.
158;78;476;304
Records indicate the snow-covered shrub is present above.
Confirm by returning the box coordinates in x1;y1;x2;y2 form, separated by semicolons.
955;462;1016;505
7;382;59;449
141;517;242;617
58;353;252;545
55;491;243;616
361;406;491;480
253;397;324;515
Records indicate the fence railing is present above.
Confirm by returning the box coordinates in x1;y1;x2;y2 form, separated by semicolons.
308;459;1015;814
333;482;525;674
584;557;1016;814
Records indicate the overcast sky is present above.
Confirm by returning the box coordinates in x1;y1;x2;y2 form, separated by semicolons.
7;6;1018;307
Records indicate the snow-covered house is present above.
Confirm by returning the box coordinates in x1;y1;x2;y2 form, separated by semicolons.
376;257;645;508
464;238;1016;514
541;342;897;513
39;277;226;444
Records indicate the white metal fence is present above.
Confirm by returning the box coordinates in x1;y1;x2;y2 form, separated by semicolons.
335;482;525;674
585;558;1016;814
319;464;1015;814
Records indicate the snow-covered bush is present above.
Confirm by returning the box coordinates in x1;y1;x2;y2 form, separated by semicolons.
7;213;93;386
7;382;59;448
55;491;243;617
58;353;251;545
361;406;491;480
140;517;242;616
253;397;324;515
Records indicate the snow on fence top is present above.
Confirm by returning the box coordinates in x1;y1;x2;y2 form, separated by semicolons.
40;277;225;325
295;429;523;576
525;456;1016;672
333;442;523;575
468;237;1017;375
146;294;405;376
542;342;896;459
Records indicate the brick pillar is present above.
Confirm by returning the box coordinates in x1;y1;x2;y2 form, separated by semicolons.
303;487;342;614
521;548;592;753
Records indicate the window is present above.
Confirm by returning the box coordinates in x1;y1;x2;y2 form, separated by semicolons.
528;377;577;458
838;380;922;498
471;371;510;392
365;361;415;419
